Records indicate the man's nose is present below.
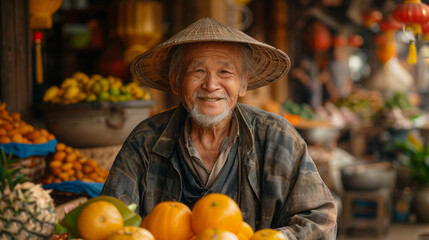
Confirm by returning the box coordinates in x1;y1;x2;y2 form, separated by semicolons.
202;72;221;91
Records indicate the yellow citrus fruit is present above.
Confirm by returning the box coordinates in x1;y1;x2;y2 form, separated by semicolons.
237;221;254;240
77;200;124;240
196;228;238;240
106;226;155;240
250;229;288;240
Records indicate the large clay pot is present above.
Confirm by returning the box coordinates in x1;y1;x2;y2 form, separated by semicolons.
414;186;429;222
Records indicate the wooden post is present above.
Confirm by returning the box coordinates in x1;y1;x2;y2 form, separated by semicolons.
0;0;32;120
269;0;289;103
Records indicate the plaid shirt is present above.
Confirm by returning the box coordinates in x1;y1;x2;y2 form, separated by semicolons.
101;103;337;240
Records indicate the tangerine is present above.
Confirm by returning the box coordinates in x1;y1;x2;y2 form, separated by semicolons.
192;193;243;235
196;228;238;240
250;229;288;240
106;226;155;240
77;200;124;240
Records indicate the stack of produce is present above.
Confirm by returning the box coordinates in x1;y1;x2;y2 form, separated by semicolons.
57;193;288;240
0;148;56;239
0;102;57;181
0;102;55;144
43;142;109;184
43;72;151;104
337;89;383;121
380;91;422;129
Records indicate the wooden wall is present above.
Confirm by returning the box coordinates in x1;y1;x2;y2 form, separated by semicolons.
0;0;32;120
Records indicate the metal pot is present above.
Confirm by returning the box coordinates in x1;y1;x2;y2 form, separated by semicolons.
341;161;397;191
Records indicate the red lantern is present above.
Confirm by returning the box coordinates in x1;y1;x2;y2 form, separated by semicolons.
361;9;383;29
392;0;429;64
348;35;363;48
392;0;429;36
333;35;348;47
308;22;332;52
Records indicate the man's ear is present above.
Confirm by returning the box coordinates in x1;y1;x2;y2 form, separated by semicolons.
239;73;249;97
169;77;180;95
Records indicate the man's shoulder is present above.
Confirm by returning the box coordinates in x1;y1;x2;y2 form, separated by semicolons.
237;103;288;126
237;103;305;144
131;106;178;135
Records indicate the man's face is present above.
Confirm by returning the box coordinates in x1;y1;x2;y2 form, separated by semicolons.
176;42;248;126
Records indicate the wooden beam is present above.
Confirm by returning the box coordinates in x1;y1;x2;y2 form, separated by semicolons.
0;0;32;120
269;0;289;103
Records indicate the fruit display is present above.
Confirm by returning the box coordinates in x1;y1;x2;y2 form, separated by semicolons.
139;193;287;240
337;89;383;120
0;102;55;144
0;148;56;239
58;196;146;239
43;142;109;184
56;193;288;240
43;72;151;104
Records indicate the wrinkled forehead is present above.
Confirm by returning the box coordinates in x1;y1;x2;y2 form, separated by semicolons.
182;42;242;64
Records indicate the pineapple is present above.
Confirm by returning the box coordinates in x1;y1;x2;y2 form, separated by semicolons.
0;148;56;239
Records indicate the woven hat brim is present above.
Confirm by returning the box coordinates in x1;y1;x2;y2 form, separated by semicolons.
131;18;291;91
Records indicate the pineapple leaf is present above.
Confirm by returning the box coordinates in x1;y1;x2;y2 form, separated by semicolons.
0;146;28;193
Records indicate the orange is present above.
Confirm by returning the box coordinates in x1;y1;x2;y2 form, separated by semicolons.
65;153;77;162
249;229;288;240
77;200;124;240
0;135;11;144
141;201;193;240
196;228;238;240
0;128;7;136
32;135;48;144
11;133;23;143
237;222;254;240
53;151;67;161
56;142;67;151
49;160;62;168
106;226;155;240
191;193;243;235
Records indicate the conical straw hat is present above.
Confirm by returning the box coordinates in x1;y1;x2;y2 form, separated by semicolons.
131;17;291;91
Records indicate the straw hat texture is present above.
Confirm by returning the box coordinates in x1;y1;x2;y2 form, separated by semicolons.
131;17;291;91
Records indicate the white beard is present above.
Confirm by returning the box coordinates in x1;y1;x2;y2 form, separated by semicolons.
188;102;232;127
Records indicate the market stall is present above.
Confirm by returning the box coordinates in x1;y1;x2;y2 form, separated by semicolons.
2;0;429;239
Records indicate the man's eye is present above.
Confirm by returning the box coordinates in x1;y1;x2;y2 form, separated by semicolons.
196;69;205;73
220;70;231;74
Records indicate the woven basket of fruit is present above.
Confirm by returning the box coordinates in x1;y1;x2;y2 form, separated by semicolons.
78;144;122;170
9;156;46;182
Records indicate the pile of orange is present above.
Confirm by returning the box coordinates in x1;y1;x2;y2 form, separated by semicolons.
0;102;55;144
43;142;109;183
141;193;288;240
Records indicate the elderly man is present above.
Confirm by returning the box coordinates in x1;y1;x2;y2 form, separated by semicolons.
101;18;337;239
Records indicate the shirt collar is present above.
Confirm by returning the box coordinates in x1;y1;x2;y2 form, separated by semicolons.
152;103;254;159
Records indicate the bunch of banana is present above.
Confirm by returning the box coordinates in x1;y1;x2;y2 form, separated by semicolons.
43;72;151;104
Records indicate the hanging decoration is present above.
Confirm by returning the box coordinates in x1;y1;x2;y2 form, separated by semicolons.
33;32;44;85
305;22;332;52
29;0;62;29
29;0;62;85
375;16;402;64
348;34;364;48
116;0;163;64
392;0;429;64
361;9;383;30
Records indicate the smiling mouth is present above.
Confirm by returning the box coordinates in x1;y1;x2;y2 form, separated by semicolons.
200;97;223;102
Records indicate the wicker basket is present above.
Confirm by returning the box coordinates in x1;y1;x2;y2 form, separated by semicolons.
78;145;122;170
9;156;46;182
